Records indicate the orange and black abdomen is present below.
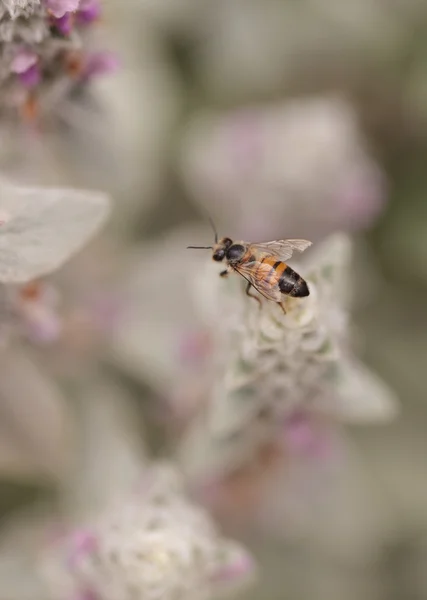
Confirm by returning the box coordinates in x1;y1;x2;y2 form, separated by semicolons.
279;263;309;297
261;257;309;298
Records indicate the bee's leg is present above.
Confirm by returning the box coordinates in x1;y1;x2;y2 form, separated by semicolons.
245;282;262;308
219;266;233;278
278;302;287;315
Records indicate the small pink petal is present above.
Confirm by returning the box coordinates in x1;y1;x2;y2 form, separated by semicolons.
18;64;41;88
82;52;120;79
211;549;255;585
76;0;101;23
44;0;80;18
10;50;38;74
67;530;98;571
52;12;74;35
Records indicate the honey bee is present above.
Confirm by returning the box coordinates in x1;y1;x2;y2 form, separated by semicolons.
188;220;312;314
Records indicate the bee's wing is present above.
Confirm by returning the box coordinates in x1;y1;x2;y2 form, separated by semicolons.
234;261;282;302
250;239;312;262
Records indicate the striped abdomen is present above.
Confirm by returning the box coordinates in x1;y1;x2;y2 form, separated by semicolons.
261;257;309;298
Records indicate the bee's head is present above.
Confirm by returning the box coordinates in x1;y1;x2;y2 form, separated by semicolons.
212;237;232;262
187;218;233;261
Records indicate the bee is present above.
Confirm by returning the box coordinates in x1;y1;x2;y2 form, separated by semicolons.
187;220;312;314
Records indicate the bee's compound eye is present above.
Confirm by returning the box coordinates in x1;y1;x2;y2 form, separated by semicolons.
226;244;245;261
213;250;225;262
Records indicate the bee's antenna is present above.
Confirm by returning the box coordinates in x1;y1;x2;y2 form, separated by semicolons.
187;213;218;250
207;215;218;244
187;246;213;250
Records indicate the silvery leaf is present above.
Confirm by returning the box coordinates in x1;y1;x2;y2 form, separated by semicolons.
324;360;399;424
0;176;110;283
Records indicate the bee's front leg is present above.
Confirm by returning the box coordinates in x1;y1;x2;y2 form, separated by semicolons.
219;267;232;277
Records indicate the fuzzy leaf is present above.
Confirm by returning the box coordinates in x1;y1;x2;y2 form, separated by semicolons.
0;177;110;283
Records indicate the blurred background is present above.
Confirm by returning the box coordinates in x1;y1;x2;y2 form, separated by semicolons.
2;1;427;599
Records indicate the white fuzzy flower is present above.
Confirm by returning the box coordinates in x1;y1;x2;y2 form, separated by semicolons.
42;463;255;600
0;0;40;19
178;233;398;480
0;175;110;283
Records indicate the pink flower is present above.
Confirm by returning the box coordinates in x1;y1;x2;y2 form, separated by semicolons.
0;0;113;121
44;0;80;18
51;12;74;35
43;465;255;600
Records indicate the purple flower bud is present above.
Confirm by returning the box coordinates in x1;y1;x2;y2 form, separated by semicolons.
76;0;101;24
18;63;41;88
52;12;74;35
44;0;80;18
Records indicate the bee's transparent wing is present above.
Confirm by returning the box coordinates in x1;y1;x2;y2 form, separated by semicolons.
234;261;282;302
250;239;312;261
